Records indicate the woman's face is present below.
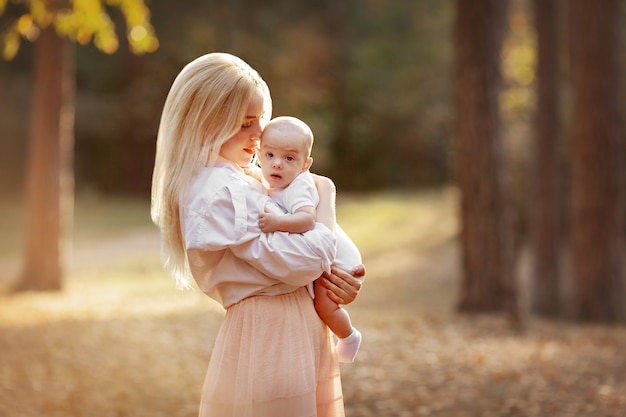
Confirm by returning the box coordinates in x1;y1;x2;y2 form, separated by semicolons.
219;90;265;167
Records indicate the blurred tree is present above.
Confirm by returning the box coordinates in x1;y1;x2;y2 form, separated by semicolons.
567;0;624;322
454;0;518;315
1;0;158;292
120;48;150;194
321;0;453;190
530;0;562;316
1;0;456;195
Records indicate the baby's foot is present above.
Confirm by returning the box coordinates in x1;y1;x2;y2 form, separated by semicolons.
336;328;361;363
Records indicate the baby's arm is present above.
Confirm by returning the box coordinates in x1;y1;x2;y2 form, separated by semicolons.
259;205;316;233
260;173;336;233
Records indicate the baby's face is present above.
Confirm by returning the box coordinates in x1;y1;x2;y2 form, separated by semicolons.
258;129;311;190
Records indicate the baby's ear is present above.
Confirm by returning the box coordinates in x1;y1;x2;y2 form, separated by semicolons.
303;157;313;171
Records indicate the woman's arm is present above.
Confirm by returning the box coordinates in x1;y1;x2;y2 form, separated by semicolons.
311;173;364;304
185;178;337;288
311;174;336;232
231;220;335;287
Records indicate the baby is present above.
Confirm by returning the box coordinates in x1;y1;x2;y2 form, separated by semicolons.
256;116;362;363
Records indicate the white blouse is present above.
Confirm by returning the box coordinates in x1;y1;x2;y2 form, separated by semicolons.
182;163;337;308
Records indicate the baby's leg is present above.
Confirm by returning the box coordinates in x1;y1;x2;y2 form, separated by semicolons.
313;279;352;337
314;279;361;363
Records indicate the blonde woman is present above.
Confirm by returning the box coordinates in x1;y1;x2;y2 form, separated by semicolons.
151;53;365;417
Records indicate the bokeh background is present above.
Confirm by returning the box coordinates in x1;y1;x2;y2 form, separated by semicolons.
1;0;626;416
1;0;457;196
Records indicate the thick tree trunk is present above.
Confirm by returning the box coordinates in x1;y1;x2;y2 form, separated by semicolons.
567;0;624;322
14;26;75;292
530;0;562;316
454;0;517;315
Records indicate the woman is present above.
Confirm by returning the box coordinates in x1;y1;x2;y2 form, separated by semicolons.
151;52;365;417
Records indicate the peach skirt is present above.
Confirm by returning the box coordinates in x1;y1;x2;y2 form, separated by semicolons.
199;287;345;417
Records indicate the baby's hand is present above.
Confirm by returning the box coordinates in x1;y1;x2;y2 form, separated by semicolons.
259;208;281;232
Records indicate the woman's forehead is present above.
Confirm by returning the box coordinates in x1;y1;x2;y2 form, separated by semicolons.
245;90;265;117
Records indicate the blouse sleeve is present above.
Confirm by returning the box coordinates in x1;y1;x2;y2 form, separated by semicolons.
184;181;336;288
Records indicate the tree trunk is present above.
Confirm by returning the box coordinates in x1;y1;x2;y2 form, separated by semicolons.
454;0;517;315
530;0;562;316
326;0;359;188
567;0;624;322
14;26;75;292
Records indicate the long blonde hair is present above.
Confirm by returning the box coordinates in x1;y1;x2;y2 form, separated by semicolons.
151;53;272;288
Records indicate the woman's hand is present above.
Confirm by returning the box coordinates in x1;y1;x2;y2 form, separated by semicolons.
320;264;365;305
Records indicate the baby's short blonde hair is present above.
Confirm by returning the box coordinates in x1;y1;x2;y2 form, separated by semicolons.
262;116;314;156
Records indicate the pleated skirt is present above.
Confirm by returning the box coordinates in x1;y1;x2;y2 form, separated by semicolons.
199;286;345;417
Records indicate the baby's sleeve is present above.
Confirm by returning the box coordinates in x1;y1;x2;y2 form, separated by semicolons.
282;174;318;213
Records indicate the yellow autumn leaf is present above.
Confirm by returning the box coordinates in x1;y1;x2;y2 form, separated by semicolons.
3;0;157;57
14;14;39;42
129;33;158;54
30;0;54;27
2;29;20;60
16;14;33;34
76;28;93;45
120;0;147;26
94;29;119;54
77;0;105;32
129;25;147;42
55;9;76;37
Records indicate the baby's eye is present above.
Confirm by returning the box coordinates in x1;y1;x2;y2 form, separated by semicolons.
285;156;294;162
265;152;274;158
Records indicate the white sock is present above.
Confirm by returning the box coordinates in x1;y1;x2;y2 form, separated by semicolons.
336;328;362;363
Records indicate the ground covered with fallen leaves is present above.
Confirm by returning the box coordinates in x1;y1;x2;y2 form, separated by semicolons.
1;191;625;417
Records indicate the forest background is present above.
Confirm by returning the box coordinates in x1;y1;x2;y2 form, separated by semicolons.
1;0;626;415
1;0;459;196
1;0;626;323
2;0;625;313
